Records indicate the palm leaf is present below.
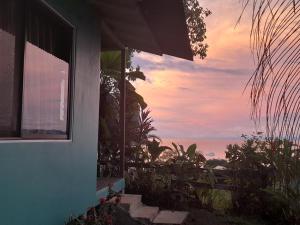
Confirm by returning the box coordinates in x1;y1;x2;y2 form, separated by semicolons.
187;144;197;159
172;142;180;156
179;144;185;156
126;68;146;81
241;0;300;144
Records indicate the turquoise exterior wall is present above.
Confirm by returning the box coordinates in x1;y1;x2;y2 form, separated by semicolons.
0;1;101;224
96;179;125;201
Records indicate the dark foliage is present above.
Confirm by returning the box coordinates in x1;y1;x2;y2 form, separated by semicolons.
205;159;228;169
183;0;211;59
226;134;300;224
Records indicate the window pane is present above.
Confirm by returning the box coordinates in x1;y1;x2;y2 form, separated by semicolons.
22;42;69;137
21;1;72;138
0;0;20;137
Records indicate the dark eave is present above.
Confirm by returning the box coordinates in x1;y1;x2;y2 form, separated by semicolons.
138;0;193;61
89;0;193;61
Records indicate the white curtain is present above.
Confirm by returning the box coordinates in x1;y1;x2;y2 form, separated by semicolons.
21;2;71;137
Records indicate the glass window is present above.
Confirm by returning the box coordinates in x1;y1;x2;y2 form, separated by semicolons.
22;1;72;138
0;0;22;137
0;0;73;139
22;42;70;137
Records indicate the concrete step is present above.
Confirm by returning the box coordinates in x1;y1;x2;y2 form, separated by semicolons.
130;205;159;223
152;210;189;224
110;194;142;213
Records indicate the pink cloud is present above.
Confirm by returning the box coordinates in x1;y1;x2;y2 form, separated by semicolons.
132;0;257;141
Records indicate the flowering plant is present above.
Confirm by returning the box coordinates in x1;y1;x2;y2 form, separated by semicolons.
65;195;121;225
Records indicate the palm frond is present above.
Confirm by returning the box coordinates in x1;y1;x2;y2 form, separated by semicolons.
242;0;300;144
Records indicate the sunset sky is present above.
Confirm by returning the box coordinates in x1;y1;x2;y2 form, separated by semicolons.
133;0;257;158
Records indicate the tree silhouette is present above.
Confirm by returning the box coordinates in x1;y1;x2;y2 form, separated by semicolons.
184;0;211;59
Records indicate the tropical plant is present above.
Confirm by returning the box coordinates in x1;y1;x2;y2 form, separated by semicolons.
65;198;144;225
166;143;206;167
226;135;273;215
146;138;171;162
261;187;300;225
99;51;150;166
65;217;82;225
98;0;212;167
240;0;300;145
65;203;116;225
125;108;164;164
205;159;228;169
136;110;158;145
226;134;300;224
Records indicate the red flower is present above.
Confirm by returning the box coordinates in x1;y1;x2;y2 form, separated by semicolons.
106;214;113;225
86;215;95;222
100;198;106;205
115;196;121;204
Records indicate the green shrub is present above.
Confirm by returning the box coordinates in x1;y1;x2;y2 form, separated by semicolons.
195;189;232;213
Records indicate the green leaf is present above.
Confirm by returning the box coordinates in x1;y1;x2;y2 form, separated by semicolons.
172;142;180;156
101;51;121;72
187;144;197;159
126;70;145;81
179;145;185;155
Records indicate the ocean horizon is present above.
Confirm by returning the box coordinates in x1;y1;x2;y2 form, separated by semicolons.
161;138;243;159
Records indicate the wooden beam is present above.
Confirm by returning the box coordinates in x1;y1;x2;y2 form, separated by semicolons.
89;0;135;10
138;0;193;60
119;48;126;178
101;21;125;50
91;0;142;25
112;32;162;55
91;0;162;54
105;19;149;36
90;0;193;60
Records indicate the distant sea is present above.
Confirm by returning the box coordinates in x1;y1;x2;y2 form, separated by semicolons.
161;138;242;159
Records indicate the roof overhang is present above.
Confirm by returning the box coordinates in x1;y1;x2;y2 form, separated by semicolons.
89;0;193;61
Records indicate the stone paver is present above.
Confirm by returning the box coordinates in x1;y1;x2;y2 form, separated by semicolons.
113;194;189;224
153;210;188;224
110;194;142;213
130;205;159;222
